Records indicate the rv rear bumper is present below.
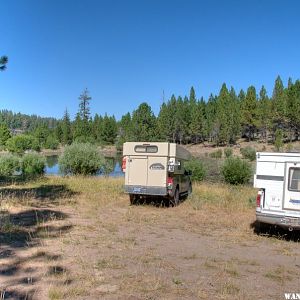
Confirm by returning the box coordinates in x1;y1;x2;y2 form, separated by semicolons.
124;185;168;196
256;212;300;229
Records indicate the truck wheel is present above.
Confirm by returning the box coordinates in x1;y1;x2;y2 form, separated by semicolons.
170;188;179;207
129;194;137;205
188;182;192;195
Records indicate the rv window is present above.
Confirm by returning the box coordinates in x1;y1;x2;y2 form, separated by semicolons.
134;145;158;153
288;168;300;191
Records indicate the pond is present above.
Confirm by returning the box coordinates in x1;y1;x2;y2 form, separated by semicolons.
45;155;124;177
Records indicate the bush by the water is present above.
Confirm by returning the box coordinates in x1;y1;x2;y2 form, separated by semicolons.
0;154;20;177
101;159;114;176
44;135;59;150
224;147;233;158
240;146;256;161
6;135;40;154
21;153;46;177
59;143;104;175
209;149;222;159
221;157;252;185
185;158;206;181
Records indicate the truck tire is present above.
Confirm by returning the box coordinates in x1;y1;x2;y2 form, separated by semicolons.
188;182;192;195
129;194;137;205
170;187;179;207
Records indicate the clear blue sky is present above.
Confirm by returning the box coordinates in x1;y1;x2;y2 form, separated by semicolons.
1;0;300;120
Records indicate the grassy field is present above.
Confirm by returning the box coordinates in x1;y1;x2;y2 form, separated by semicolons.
1;177;300;299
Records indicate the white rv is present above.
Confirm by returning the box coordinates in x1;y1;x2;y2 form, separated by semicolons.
122;142;192;206
254;152;300;231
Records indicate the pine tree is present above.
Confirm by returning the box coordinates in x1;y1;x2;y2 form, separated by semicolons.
0;123;11;146
190;98;205;143
257;86;270;142
72;113;84;140
119;112;132;141
79;89;91;121
34;123;50;147
100;114;117;144
157;102;171;141
204;94;217;142
61;109;72;145
228;87;240;144
78;88;92;137
241;86;258;141
215;84;231;145
272;76;287;134
286;80;300;141
92;113;103;142
55;121;63;143
131;103;157;141
174;96;186;144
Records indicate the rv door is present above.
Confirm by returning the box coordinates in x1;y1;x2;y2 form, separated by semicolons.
284;163;300;211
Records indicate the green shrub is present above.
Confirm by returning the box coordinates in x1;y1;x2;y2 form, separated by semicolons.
221;157;252;185
44;135;59;150
30;137;41;152
21;153;46;177
185;158;206;181
101;159;114;176
0;154;20;177
59;143;104;175
240;146;256;161
6;135;38;154
224;147;233;158
209;149;222;159
74;136;95;144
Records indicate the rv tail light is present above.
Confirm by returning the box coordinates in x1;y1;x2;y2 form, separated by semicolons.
167;177;173;189
256;192;261;207
122;157;127;172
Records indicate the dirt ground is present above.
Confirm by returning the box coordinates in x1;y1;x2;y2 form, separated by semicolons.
1;178;300;300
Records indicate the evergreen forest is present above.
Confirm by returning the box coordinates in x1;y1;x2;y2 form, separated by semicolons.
1;76;300;151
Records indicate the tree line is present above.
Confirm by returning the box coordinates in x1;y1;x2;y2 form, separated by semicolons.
1;76;300;151
119;76;300;146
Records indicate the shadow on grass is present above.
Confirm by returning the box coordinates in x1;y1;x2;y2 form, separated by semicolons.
0;184;78;207
0;183;74;297
0;209;71;248
251;220;300;242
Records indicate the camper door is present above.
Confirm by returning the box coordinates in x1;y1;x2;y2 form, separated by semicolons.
284;162;300;211
127;156;148;187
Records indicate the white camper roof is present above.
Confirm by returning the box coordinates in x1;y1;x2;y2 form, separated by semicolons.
123;142;191;160
257;152;300;163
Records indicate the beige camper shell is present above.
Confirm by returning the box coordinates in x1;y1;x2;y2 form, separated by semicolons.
122;142;192;205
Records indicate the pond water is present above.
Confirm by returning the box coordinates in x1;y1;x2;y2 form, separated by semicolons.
45;155;124;177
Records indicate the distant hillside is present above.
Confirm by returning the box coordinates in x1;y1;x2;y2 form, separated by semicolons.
0;109;58;132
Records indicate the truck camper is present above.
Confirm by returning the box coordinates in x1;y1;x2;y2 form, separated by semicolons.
122;142;192;206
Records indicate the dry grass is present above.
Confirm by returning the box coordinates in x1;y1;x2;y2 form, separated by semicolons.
1;176;299;300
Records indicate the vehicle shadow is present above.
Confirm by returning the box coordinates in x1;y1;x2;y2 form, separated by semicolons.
130;194;189;208
250;220;300;242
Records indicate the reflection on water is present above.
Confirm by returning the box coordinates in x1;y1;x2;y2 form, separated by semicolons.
45;155;124;177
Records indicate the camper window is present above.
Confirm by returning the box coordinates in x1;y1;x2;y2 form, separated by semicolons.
288;167;300;191
134;145;158;153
